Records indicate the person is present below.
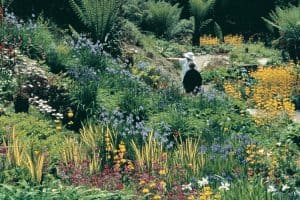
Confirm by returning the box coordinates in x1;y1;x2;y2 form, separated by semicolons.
183;62;202;94
179;52;195;80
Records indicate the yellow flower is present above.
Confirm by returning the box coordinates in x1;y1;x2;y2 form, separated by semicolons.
153;195;161;200
159;181;166;188
149;182;156;188
187;195;195;200
114;163;120;169
139;180;146;185
142;188;149;194
204;190;213;196
199;195;206;200
159;169;166;175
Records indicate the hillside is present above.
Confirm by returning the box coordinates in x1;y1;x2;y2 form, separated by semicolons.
0;1;300;199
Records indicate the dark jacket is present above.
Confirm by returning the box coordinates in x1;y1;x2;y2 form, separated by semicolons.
183;69;202;93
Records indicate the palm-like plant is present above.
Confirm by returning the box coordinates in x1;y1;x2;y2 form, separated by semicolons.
69;0;122;42
190;0;222;46
262;4;300;62
0;0;13;7
144;1;182;38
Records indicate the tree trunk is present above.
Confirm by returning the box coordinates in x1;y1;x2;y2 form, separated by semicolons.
192;23;201;46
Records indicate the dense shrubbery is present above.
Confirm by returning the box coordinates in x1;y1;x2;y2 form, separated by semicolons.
0;1;300;199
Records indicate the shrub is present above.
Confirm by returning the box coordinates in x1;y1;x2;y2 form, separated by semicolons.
122;0;145;26
68;67;100;128
0;113;71;159
170;18;194;43
263;4;300;63
142;0;182;39
119;87;149;121
30;17;55;59
121;20;143;45
46;44;72;74
71;35;109;71
229;43;282;65
0;67;15;103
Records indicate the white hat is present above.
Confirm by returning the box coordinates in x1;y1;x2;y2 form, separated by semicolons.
183;52;194;60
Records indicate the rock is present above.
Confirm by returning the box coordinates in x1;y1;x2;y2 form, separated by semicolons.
194;54;230;71
257;58;270;66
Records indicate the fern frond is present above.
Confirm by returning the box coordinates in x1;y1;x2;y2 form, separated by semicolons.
69;0;122;42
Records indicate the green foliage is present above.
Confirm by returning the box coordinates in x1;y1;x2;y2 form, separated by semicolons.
274;0;299;7
121;20;143;45
46;44;72;74
29;17;55;59
201;66;229;85
230;43;282;65
0;181;135;199
142;0;182;39
263;4;300;62
0;0;13;7
190;0;222;45
119;88;149;120
263;4;300;39
190;0;215;23
222;179;292;200
68;0;122;42
170;18;194;43
68;67;100;128
0;113;71;159
122;0;145;26
0;68;15;103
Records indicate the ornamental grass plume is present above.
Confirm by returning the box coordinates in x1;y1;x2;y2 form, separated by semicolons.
131;132;165;172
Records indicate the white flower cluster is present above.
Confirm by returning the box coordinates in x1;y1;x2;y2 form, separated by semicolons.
29;96;63;119
15;62;47;80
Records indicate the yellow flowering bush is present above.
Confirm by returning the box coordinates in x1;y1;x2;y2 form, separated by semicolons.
223;81;242;99
224;35;244;45
200;35;219;46
250;65;296;124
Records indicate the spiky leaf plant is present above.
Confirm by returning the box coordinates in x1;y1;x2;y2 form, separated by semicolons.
190;0;222;46
69;0;122;42
143;0;182;38
262;4;300;62
0;0;13;7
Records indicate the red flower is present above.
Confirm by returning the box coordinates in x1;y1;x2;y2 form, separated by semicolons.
0;146;7;154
